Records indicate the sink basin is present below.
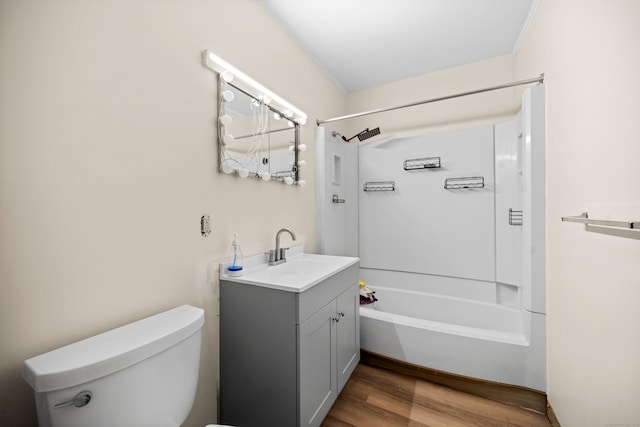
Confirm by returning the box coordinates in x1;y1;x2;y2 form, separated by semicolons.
265;259;332;277
220;248;359;292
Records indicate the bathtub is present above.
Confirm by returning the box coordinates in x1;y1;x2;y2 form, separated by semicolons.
359;286;546;391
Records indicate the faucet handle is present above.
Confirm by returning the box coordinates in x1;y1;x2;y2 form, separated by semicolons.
266;250;276;263
278;247;289;260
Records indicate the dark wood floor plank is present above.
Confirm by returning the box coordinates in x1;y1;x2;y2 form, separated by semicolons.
322;415;356;427
364;386;479;427
325;393;419;427
408;377;549;427
323;364;551;427
361;350;547;414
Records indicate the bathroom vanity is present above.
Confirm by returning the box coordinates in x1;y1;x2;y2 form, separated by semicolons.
219;247;360;427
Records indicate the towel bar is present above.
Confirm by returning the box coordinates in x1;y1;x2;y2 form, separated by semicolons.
561;212;639;229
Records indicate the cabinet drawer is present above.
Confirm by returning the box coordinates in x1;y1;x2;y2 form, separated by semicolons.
297;264;358;323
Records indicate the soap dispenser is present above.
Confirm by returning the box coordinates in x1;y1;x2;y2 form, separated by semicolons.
227;233;244;277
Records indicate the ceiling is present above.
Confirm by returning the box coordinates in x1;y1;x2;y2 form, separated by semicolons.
260;0;537;93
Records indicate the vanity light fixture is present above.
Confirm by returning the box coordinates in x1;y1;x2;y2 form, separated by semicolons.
218;114;232;126
221;162;234;174
220;70;234;83
202;50;308;126
220;90;235;102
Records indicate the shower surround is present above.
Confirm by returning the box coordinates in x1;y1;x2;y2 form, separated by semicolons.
316;86;546;392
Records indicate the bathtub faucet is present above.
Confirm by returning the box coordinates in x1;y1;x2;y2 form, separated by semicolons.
268;228;297;266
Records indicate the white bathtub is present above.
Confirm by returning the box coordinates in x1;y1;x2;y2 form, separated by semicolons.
359;286;546;391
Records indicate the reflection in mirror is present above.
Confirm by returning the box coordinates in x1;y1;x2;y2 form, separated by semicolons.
218;83;299;184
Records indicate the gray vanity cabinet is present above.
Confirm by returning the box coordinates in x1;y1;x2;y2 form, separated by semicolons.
220;263;360;427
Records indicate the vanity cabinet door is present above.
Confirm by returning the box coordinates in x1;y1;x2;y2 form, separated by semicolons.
299;301;336;427
336;283;360;392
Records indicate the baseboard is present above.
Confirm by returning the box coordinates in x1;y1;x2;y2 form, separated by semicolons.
360;350;547;414
547;402;562;427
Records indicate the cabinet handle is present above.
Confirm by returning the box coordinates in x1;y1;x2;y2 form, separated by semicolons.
332;312;345;322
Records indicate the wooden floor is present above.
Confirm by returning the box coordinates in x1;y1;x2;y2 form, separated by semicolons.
322;364;551;427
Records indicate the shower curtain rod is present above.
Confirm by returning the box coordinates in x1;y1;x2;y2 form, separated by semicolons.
316;73;544;125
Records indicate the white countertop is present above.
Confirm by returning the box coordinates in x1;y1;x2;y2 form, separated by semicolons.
220;246;359;293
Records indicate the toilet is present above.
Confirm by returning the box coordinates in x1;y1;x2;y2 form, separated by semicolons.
23;305;227;427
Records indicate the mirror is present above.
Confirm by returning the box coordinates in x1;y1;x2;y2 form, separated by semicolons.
218;82;300;184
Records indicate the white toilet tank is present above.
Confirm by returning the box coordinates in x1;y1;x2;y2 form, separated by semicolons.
23;305;205;427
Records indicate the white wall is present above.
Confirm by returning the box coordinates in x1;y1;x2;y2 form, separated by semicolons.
315;127;359;257
358;126;497;283
0;1;346;426
515;1;640;425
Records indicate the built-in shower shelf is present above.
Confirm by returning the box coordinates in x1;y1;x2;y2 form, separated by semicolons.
444;176;484;189
403;157;441;170
509;209;523;226
363;181;395;192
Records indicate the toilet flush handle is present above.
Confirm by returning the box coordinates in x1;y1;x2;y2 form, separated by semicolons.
54;391;92;409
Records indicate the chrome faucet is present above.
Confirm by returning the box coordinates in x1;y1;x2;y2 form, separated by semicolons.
268;228;297;266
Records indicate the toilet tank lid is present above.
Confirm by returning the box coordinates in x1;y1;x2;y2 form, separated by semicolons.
23;305;205;393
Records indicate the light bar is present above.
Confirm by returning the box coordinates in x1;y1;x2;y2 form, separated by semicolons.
202;50;307;126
